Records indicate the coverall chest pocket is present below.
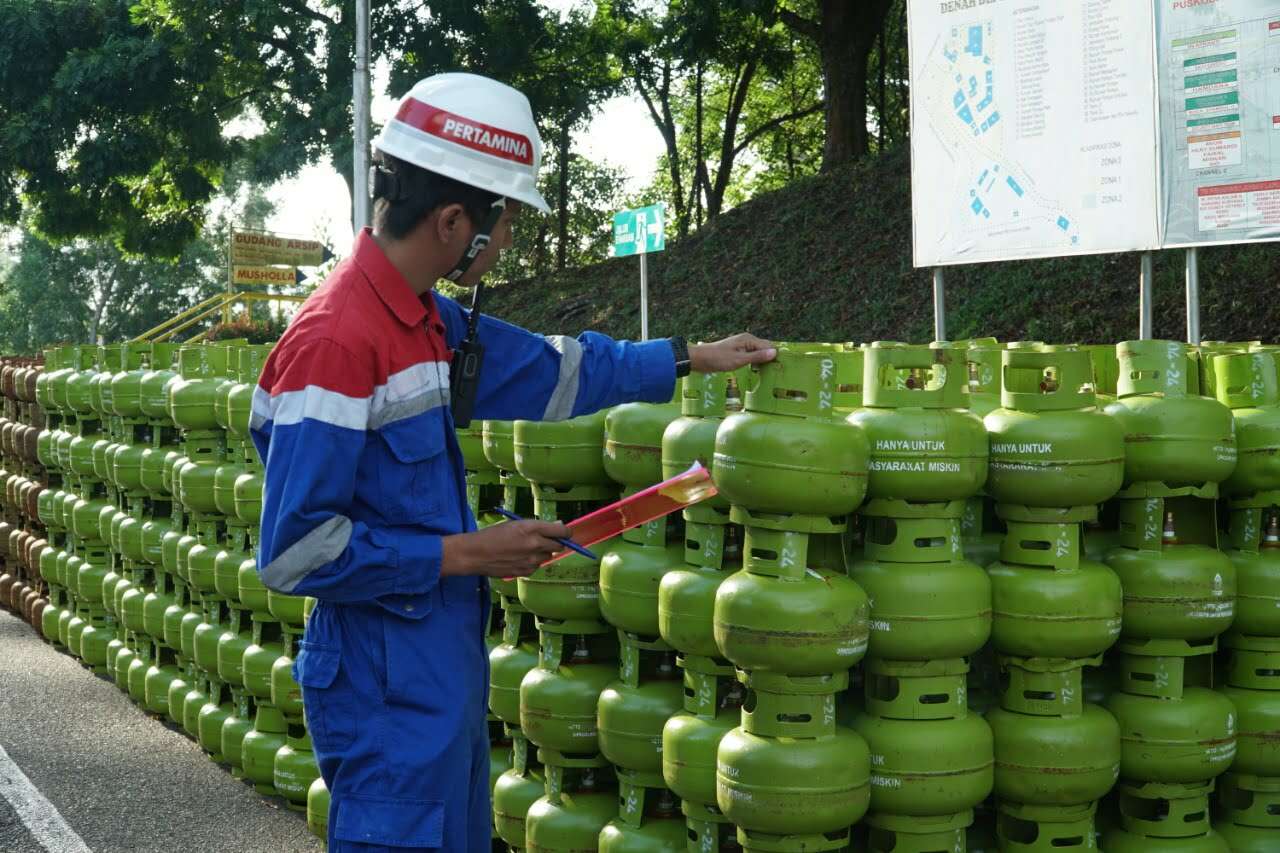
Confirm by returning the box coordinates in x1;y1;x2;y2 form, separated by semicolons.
377;415;449;524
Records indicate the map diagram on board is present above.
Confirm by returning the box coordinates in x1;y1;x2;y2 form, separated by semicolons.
916;19;1080;261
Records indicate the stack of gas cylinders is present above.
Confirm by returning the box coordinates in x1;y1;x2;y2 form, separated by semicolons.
0;341;330;842
473;338;1280;853
3;336;1279;852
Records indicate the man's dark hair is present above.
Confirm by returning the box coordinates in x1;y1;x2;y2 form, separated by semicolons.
371;151;501;240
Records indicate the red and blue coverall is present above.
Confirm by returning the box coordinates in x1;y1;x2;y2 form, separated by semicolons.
250;228;676;851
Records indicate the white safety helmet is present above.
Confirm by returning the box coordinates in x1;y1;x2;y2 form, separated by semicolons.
375;72;551;214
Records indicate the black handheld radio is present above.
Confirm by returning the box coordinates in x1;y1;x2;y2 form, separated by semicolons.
449;280;486;428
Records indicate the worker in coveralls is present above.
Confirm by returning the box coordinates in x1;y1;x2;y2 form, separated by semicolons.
250;72;777;852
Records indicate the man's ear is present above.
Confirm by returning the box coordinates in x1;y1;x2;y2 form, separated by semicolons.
434;203;468;245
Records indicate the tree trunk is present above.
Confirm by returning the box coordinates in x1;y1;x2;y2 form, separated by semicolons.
705;58;758;220
877;21;887;151
556;126;571;271
694;62;704;229
534;219;549;276
782;0;894;171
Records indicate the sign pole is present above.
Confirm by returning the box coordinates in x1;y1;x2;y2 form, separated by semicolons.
1139;251;1155;340
932;267;947;342
225;228;234;324
353;0;372;231
1185;248;1200;345
639;252;649;341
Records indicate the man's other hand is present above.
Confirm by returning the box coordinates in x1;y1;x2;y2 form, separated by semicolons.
441;520;573;577
690;333;777;373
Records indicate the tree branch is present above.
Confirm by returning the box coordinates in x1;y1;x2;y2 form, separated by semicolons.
733;101;825;157
777;7;819;41
279;0;338;28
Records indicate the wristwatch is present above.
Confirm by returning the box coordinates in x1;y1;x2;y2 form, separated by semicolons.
670;336;692;378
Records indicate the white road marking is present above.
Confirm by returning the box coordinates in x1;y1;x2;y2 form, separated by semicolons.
0;744;92;853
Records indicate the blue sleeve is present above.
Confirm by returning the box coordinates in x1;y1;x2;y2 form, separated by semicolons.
435;293;676;421
251;338;443;603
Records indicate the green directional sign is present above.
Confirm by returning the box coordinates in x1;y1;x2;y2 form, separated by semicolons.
612;203;666;257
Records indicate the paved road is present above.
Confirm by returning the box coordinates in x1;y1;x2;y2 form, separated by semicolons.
0;607;323;853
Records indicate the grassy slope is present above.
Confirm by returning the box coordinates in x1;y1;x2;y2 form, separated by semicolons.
483;148;1279;345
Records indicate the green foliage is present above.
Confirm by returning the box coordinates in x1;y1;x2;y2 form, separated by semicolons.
0;0;240;256
204;316;287;344
0;175;274;354
492;154;629;282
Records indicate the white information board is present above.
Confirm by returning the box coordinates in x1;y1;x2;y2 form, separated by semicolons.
1158;0;1280;248
908;0;1162;266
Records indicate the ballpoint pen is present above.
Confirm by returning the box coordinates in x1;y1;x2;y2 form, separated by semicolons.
491;507;599;561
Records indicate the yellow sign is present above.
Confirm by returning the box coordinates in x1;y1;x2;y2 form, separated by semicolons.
231;229;328;266
232;265;298;287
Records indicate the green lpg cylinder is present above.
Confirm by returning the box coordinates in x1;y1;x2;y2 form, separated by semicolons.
514;410;613;489
240;703;289;794
662;661;744;813
1105;340;1236;488
657;522;741;660
1224;508;1280;642
985;348;1125;510
658;371;744;663
1219;681;1280;778
1107;686;1236;784
598;520;683;638
491;722;513;804
661;369;744;511
713;347;868;522
848;499;991;661
490;607;540;726
274;727;321;810
524;763;619;853
483;420;520;474
986;660;1121;807
597;644;683;780
716;671;870;848
603;388;681;490
714;525;869;677
986;507;1123;659
1103;782;1231;852
598;784;687;852
242;619;282;703
307;776;330;840
494;734;545;849
599;389;684;637
457;419;492;473
1214;351;1280;497
851;659;994;818
520;631;617;755
1212;820;1275;852
1215;772;1280;839
1106;497;1235;642
847;342;988;502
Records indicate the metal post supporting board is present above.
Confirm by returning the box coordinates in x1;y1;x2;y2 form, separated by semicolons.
1185;248;1200;345
639;252;649;341
1139;252;1154;340
932;267;946;342
353;0;372;231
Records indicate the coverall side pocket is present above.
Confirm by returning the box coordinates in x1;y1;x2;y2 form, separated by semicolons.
333;795;444;847
295;640;357;752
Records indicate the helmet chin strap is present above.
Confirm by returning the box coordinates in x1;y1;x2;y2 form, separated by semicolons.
445;196;506;428
445;197;507;283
